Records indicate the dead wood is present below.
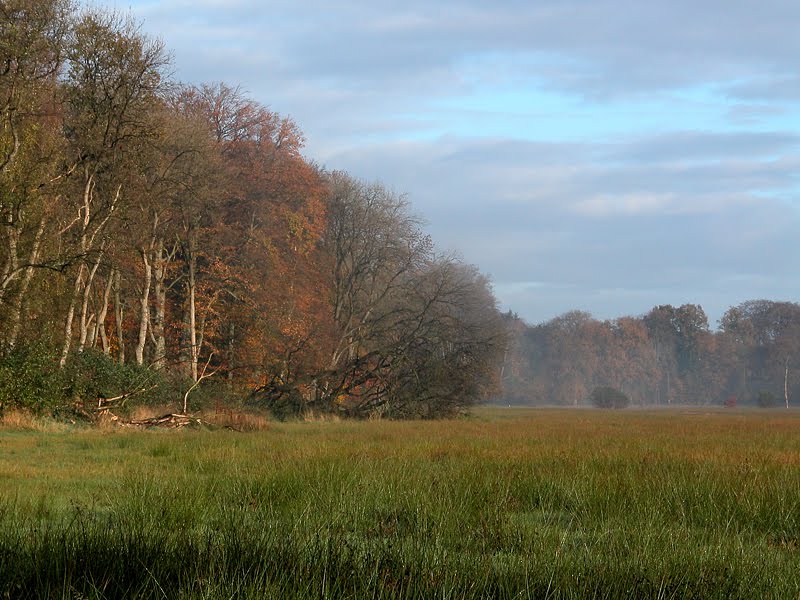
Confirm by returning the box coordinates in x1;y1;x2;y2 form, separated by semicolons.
122;413;204;428
92;408;206;429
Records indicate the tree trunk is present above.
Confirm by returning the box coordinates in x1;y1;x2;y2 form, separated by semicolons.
0;213;20;309
6;216;45;351
78;246;105;351
785;357;790;409
227;322;235;383
151;238;167;369
60;263;86;367
188;249;198;381
135;248;152;366
113;268;125;364
180;234;199;382
95;271;114;355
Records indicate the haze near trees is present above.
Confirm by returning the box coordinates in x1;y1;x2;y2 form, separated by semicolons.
502;301;800;408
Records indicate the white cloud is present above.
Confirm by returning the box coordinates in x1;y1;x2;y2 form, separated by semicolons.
572;193;673;217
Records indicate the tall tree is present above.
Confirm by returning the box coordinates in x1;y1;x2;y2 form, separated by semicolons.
721;300;800;407
0;0;71;351
250;173;506;418
58;9;167;366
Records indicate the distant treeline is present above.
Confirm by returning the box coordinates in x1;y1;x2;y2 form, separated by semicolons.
0;1;506;419
501;301;800;407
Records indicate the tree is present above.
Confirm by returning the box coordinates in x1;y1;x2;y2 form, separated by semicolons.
58;9;167;366
249;173;506;419
643;304;710;404
171;83;327;384
590;386;630;409
721;300;800;408
600;317;659;406
538;311;599;406
0;0;72;351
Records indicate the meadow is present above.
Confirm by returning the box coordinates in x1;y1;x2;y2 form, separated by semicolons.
0;408;798;598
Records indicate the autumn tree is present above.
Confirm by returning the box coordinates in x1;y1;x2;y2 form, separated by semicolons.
642;304;711;404
721;300;800;408
498;311;539;403
533;311;599;406
0;0;71;351
170;83;327;385
58;9;167;366
599;317;659;406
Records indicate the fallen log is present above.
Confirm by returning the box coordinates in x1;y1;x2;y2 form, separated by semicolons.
121;413;204;428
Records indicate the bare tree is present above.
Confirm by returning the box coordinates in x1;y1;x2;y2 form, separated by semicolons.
250;173;507;419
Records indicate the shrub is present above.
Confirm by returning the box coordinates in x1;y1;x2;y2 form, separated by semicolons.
0;342;62;414
590;386;630;409
0;347;185;417
0;344;249;419
60;349;173;407
756;391;777;408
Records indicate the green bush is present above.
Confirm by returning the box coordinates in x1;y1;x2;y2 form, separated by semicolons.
0;345;247;417
756;391;778;408
0;346;184;416
590;386;630;409
61;348;185;409
0;342;62;413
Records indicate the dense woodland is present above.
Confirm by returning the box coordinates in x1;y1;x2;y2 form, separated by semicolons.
501;300;800;408
0;0;507;419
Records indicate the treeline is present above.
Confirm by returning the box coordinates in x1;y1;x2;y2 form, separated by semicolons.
0;1;506;419
501;301;800;407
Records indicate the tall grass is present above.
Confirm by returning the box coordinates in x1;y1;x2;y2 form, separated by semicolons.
0;409;798;598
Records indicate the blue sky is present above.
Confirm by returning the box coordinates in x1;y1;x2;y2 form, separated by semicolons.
107;0;800;326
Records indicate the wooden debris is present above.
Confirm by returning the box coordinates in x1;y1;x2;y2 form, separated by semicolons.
90;406;206;429
120;413;204;429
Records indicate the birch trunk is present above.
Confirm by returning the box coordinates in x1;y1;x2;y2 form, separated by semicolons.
95;272;114;354
78;246;105;351
114;269;125;364
0;219;19;308
59;263;86;367
188;248;198;381
785;357;790;409
151;238;167;369
135;248;152;366
6;216;45;351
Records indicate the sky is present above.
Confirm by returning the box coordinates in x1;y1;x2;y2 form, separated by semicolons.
108;0;800;327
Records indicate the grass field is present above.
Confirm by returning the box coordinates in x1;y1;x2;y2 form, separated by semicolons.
0;408;798;598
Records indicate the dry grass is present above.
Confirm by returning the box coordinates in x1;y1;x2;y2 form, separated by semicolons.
0;409;70;432
200;408;272;431
126;404;181;421
301;409;343;423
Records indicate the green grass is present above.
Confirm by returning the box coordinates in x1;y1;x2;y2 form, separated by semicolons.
0;408;799;598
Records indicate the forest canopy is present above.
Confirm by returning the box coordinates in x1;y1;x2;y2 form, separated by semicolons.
0;0;507;419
